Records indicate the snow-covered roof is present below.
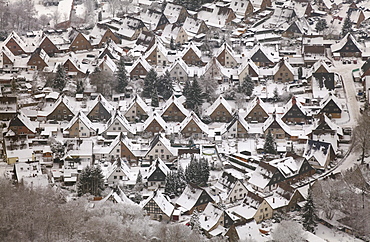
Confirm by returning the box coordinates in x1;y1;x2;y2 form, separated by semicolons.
222;113;250;135
183;17;206;36
319;92;342;110
160;95;190;119
103;110;136;135
331;33;363;53
199;203;224;231
164;3;186;23
238;59;260;76
98;54;117;73
143;112;168;132
128;56;152;74
248;161;277;190
263;113;291;135
65;110;95;132
204;95;233;117
303;140;332;168
181;42;202;60
268;156;306;179
312;113;343;137
145;158;170;180
176;184;208;211
245;96;268;117
179;111;209;134
272;59;295;76
14;111;37;133
141;190;174;217
105;158;132;181
88;94;115;116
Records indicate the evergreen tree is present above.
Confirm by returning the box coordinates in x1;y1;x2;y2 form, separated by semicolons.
151;88;159;107
142;68;158;98
315;19;328;33
273;87;279;102
302;187;318;233
183;80;192;99
76;79;84;94
176;166;186;194
136;170;143;184
77;166;105;196
264;130;277;154
341;16;352;37
53;64;67;92
157;71;173;100
239;75;254;97
116;57;128;93
190;210;201;233
298;66;303;80
186;78;203;114
200;158;210;186
165;171;176;195
185;157;210;186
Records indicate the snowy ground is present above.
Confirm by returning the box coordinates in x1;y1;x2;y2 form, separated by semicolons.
315;224;363;242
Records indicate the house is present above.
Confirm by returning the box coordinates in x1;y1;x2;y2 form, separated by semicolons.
128;56;151;79
98;16;148;41
197;3;236;28
94;27;120;48
248;161;286;193
145;158;170;189
244;97;269;123
141;190;174;222
315;0;341;13
167;58;190;82
98;39;123;60
105;133;138;164
124;95;150;122
161;96;190;122
302;36;325;55
38;35;60;56
8;111;37;138
145;133;177;162
216;42;238;68
273;59;295;83
69;32;92;51
27;48;49;71
182;17;209;37
303;139;335;170
228;191;262;223
204;96;233;123
225;220;265;242
263;112;291;140
202;57;229;83
145;38;170;67
104;159;131;185
181;42;204;66
102;110;136;138
281;96;310;124
319;92;342;118
176;183;215;214
199;203;235;235
238;59;259;84
331;33;363;58
87;94;115;122
222;113;250;139
97;55;117;75
309;113;343;141
360;58;370;78
4;31;27;55
139;9;169;31
63;52;88;77
249;45;276;67
45;95;75;121
161;24;188;46
229;0;254;19
64;111;96;138
349;9;365;28
217;171;249;204
163;3;189;24
179;111;209;139
282;18;309;38
142;113;168;136
310;59;335;91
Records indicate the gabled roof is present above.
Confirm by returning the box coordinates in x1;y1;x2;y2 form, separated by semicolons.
331;33;363;53
312;113;343;136
272;59;295;76
248;44;276;64
144;37;168;60
141;190;174;217
104;110;136;135
199;203;225;231
204;95;233;117
245;96;269;117
215;42;236;61
12;111;37;133
98;39;123;60
63;52;87;74
143;112;168;132
163;3;186;23
269;156;307;179
105;158;132;180
47;95;75;116
4;31;26;51
125;94;150;115
183;17;206;36
167;58;189;74
65;110;95;131
176;184;212;211
238;59;259;76
319;92;341;110
282;96;310;118
145;158;171;180
161;95;190;118
128;56;152;73
2;46;16;63
181;42;202;59
97;54;117;73
222;113;250;135
139;9;168;31
303;140;332;168
108;132;136;155
263;113;291;135
147;133;175;156
179;111;209;134
248;161;278;190
311;59;331;74
88;93;115;116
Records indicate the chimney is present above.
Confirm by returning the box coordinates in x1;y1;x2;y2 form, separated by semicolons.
273;197;275;203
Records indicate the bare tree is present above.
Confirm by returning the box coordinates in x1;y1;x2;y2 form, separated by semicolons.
272;220;306;242
352;113;370;164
